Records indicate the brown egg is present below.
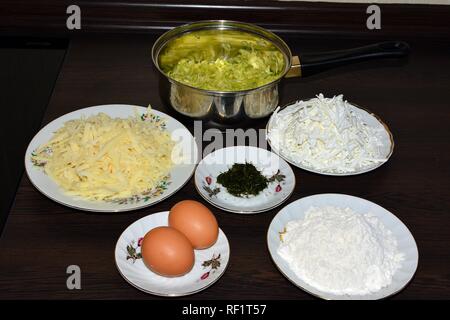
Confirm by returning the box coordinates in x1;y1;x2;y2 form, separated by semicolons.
169;200;219;249
141;226;194;277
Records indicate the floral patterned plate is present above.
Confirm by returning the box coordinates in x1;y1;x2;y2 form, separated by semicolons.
195;146;296;214
115;211;230;296
25;104;198;212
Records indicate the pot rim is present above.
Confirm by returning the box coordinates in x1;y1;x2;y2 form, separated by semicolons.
151;20;293;96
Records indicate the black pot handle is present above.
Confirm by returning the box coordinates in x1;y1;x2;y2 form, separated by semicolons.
295;41;410;77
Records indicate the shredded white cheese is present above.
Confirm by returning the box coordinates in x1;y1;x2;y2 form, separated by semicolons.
32;108;174;201
267;94;388;173
278;206;404;296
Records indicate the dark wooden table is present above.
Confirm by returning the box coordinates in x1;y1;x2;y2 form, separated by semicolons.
1;33;449;299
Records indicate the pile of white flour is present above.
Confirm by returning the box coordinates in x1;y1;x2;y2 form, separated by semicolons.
278;206;404;295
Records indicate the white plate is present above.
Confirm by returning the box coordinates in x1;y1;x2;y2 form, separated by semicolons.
115;211;230;296
195;146;296;214
266;101;394;176
25;104;198;212
267;194;418;300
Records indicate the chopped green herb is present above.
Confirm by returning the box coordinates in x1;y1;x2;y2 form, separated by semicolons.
217;162;269;197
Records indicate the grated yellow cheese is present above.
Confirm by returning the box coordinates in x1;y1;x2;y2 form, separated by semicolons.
32;108;174;201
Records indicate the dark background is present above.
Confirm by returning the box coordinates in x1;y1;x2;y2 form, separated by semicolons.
0;38;67;234
0;0;449;300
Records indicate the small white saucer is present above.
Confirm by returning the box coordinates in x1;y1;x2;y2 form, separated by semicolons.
195;146;296;214
115;211;230;296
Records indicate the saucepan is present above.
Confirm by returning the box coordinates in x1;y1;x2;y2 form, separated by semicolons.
152;20;409;124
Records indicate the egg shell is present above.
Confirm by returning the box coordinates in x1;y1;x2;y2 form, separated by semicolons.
141;226;195;277
169;200;219;249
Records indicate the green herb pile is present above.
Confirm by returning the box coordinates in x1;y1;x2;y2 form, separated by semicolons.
159;30;286;91
217;163;269;197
